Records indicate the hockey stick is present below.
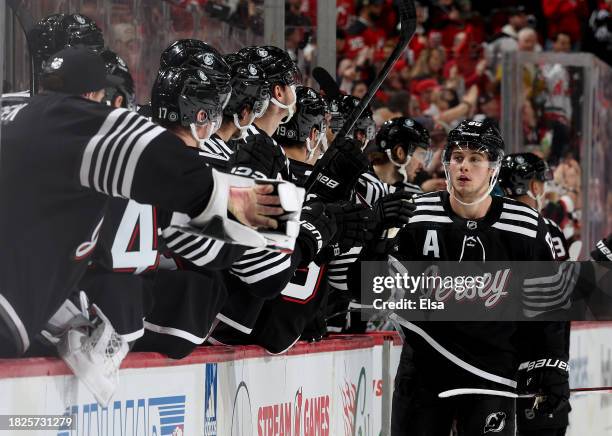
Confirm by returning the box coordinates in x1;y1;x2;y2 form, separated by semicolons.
438;387;612;399
312;66;341;99
5;0;36;94
304;0;416;195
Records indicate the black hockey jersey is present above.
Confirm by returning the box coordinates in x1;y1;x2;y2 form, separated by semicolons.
0;93;217;344
394;191;567;389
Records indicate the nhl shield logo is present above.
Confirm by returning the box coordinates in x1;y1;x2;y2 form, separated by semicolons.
198;70;209;82
248;64;258;76
467;220;477;230
203;54;214;66
74;14;86;24
50;57;63;70
484;412;506;433
516;155;525;164
404;118;414;127
257;48;268;58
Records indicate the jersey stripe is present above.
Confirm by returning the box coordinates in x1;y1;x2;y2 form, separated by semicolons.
415;205;445;212
409;215;453;224
502;202;538;218
414;195;442;203
491;222;537;238
390;314;517;388
499;212;538;227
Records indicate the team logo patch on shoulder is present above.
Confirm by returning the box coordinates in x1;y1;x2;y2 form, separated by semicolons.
484;412;506;433
203;54;214;66
74;14;86;24
257;48;268;58
50;57;63;70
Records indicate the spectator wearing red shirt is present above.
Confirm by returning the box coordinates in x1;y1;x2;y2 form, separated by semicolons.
343;0;387;60
542;0;589;48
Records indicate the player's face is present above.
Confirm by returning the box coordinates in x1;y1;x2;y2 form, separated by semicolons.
447;148;494;199
406;146;429;181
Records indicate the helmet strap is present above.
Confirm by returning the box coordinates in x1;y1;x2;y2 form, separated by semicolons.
444;163;501;207
386;149;410;183
271;84;297;124
233;112;256;140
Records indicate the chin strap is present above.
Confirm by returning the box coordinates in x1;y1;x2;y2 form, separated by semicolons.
527;189;545;211
386;150;411;183
443;163;501;207
233;113;256;140
270;84;297;124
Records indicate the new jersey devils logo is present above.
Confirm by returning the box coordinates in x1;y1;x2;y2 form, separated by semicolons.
484;412;506;433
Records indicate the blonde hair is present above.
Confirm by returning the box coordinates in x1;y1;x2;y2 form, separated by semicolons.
411;47;446;79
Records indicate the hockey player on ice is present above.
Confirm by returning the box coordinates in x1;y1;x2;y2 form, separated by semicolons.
390;119;570;436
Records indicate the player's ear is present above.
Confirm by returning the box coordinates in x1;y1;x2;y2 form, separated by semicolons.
113;95;124;109
394;145;406;163
309;127;319;143
530;179;543;196
196;109;208;124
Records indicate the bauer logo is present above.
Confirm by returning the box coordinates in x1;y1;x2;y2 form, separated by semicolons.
57;394;186;436
204;363;218;436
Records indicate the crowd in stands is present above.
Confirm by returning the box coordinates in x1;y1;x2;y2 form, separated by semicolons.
332;0;612;253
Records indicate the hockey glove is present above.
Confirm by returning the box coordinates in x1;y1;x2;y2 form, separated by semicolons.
305;136;369;202
298;202;338;264
373;191;417;232
591;233;612;266
517;359;570;415
230;134;288;180
327;201;377;252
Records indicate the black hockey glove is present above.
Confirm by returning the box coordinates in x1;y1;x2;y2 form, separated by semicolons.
298;202;338;264
591;233;612;266
327;201;377;252
230;134;288;179
305;136;369;202
517;359;570;415
373;191;417;232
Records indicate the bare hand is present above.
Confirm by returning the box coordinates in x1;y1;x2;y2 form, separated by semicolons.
228;184;284;229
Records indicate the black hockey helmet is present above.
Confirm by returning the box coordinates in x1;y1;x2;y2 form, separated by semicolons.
159;39;232;91
374;117;430;153
327;94;375;142
444;118;505;164
151;67;230;129
498;152;553;196
273;86;327;145
29;13;104;69
100;48;136;110
237;46;300;87
223;54;270;119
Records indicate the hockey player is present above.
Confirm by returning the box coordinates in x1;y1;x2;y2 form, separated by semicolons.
498;152;571;436
1;13;104;120
366;117;433;195
0;46;296;362
391;119;569;436
198;53;270;167
100;49;136;111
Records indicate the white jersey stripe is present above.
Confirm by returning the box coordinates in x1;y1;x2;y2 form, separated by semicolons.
191;240;225;266
499;212;538;227
120;125;166;197
102;113;144;193
231;252;289;274
414;195;442;203
144;321;206;344
502;202;538;218
415;205;445;212
390;314;517;388
409;215;453;224
80;109;124;189
111;121;154;196
96;111;138;192
491;222;537;238
231;256;291;284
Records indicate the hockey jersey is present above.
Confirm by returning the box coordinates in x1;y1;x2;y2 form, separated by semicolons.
0;93;218;343
393;191;568;389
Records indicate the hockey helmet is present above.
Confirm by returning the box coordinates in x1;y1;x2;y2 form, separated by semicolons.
498;152;553;197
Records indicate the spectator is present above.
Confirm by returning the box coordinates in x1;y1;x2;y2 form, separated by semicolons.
351;80;368;99
343;0;386;61
542;0;588;49
410;46;446;81
501;5;528;39
552;31;572;53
